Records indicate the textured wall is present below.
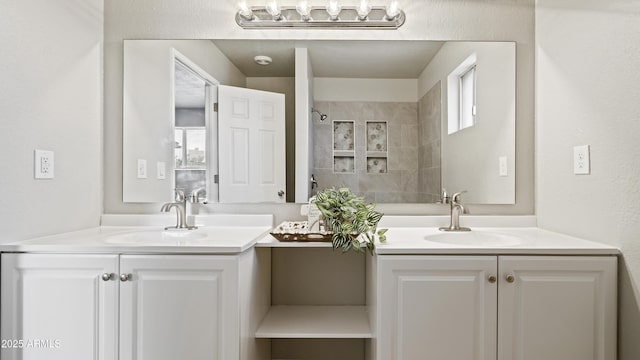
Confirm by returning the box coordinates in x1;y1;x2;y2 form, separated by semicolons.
104;0;535;218
535;1;640;359
0;0;103;242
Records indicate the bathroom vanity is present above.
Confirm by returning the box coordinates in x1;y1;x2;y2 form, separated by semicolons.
0;216;618;360
0;215;273;360
369;227;618;360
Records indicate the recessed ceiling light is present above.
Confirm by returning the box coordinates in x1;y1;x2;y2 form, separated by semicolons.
254;55;273;66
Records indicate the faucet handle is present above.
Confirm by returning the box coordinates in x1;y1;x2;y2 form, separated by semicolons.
451;190;467;203
173;188;185;202
189;188;208;204
438;188;450;204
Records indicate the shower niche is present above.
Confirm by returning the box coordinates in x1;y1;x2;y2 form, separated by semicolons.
366;121;388;174
333;120;355;173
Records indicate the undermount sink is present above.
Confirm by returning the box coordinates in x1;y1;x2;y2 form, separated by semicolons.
103;230;207;245
425;231;526;247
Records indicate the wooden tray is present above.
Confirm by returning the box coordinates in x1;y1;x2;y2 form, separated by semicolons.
270;221;333;242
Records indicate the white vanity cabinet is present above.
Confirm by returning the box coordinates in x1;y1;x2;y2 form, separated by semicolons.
1;253;243;360
374;255;617;360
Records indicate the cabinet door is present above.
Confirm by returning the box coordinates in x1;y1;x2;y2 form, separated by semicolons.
1;253;119;360
378;256;498;360
498;256;617;360
119;255;239;360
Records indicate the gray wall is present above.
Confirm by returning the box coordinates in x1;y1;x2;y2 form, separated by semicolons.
104;0;535;218
535;2;640;359
0;0;103;242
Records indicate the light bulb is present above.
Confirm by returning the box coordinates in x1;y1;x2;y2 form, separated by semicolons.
266;0;282;20
296;0;312;21
356;0;372;20
326;0;341;21
385;0;401;20
237;1;254;20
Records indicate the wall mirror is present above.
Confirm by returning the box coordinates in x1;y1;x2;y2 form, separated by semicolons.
122;39;515;204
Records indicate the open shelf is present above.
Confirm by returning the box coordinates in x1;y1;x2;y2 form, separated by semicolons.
255;305;371;339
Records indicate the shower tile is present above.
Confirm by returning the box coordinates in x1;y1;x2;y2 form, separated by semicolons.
334;156;355;173
333;121;355;151
366;121;388;151
366;157;388;174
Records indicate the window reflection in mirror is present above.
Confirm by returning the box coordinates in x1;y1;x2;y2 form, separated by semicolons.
173;60;209;200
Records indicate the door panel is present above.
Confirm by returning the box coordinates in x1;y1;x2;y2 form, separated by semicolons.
498;256;617;360
218;85;286;203
1;254;118;360
379;255;497;360
118;255;238;360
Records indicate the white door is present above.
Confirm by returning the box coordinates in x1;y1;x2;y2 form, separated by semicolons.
1;253;119;360
118;255;239;360
378;256;498;360
498;256;617;360
218;85;286;203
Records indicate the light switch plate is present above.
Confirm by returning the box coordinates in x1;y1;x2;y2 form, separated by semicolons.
498;156;508;177
34;149;54;179
573;145;590;175
157;161;166;180
137;159;147;179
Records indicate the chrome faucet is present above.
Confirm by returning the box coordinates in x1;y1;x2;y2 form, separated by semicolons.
439;191;471;232
161;188;197;230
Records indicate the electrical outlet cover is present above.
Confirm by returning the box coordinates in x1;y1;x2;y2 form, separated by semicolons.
573;145;590;175
34;149;54;179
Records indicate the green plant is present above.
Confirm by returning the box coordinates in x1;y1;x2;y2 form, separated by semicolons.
312;187;388;254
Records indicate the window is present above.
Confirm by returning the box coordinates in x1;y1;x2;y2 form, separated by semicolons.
459;65;476;130
447;54;477;134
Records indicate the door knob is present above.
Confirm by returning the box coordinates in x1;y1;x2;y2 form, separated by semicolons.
101;273;113;281
506;274;515;283
278;190;285;198
488;275;497;283
120;273;132;282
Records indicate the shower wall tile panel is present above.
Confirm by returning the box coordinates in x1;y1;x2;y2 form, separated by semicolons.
313;101;420;202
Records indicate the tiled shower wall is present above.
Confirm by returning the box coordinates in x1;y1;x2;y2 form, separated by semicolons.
417;82;442;203
312;101;420;203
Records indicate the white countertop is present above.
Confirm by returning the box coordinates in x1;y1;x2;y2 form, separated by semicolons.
0;226;271;254
257;215;618;255
373;227;619;255
0;215;619;256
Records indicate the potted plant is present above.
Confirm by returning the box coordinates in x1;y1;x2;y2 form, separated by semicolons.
312;187;388;254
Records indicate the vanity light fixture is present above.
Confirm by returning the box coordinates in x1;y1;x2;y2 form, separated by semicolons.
235;0;405;29
296;0;312;21
265;0;283;20
356;0;373;20
326;0;341;20
385;0;401;20
237;1;255;20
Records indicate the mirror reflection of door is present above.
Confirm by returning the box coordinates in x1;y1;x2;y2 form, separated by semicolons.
217;85;286;203
173;59;218;202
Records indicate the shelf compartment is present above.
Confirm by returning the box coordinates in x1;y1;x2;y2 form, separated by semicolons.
366;157;388;174
333;156;355;173
255;305;371;339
